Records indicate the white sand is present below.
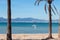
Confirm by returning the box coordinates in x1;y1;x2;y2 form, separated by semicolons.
0;34;59;40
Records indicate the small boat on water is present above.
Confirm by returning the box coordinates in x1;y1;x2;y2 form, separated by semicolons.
32;24;37;29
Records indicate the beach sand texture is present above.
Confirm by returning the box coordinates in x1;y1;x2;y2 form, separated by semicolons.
0;34;59;40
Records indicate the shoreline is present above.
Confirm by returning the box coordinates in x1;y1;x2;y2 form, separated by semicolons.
0;34;58;40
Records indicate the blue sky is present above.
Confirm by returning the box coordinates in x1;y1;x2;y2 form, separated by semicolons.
0;0;60;20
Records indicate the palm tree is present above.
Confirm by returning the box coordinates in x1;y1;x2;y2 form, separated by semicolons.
7;0;12;40
35;0;58;39
58;11;60;39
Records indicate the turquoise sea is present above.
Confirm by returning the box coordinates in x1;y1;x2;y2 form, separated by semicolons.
0;22;59;34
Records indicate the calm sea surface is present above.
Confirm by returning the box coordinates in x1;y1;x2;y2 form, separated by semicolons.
0;22;59;34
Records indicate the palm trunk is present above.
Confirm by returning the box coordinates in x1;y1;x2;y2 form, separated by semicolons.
58;15;60;39
58;24;60;39
7;0;12;40
48;4;52;38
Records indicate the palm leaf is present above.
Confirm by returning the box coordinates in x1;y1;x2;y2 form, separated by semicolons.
44;3;47;14
34;0;44;5
37;0;42;5
34;0;38;5
53;4;58;14
51;7;56;15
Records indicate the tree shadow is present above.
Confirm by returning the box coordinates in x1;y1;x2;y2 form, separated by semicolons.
41;37;54;40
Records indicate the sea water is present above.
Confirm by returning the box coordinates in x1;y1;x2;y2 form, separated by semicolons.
0;22;59;34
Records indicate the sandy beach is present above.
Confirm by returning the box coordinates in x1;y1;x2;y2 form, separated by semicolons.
0;34;59;40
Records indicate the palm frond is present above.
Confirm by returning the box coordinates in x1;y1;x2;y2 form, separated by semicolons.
37;0;42;5
44;3;47;14
34;0;38;5
53;4;58;14
52;0;54;1
34;0;44;5
51;7;56;15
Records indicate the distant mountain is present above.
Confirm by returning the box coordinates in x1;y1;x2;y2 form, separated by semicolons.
0;17;7;22
0;17;58;23
12;18;43;22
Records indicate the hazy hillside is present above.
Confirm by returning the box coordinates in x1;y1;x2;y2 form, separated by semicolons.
0;17;58;23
